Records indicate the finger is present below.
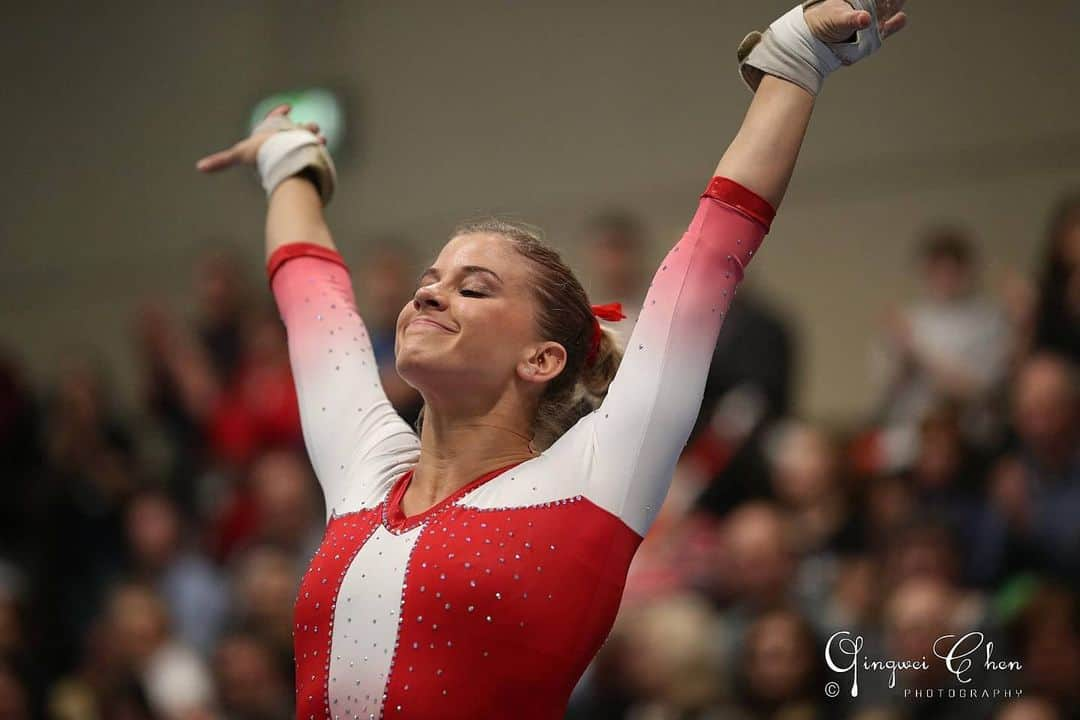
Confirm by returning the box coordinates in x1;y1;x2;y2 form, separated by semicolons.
317;135;327;145
850;10;872;30
881;11;907;39
266;103;292;119
195;147;237;172
303;121;320;133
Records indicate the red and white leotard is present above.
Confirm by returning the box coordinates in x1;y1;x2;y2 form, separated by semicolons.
272;177;774;720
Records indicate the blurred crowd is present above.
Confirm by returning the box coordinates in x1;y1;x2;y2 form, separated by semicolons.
0;192;1078;720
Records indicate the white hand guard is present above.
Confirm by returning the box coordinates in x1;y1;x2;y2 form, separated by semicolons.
737;0;883;96
253;114;338;206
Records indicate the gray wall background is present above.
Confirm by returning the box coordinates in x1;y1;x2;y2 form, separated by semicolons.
2;1;1078;424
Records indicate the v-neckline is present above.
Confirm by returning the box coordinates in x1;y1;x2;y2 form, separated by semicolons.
383;459;530;533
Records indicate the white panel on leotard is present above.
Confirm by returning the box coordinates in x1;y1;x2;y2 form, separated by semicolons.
454;441;590;511
328;524;421;719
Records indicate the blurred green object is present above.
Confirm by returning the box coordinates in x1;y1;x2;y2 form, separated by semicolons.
250;88;346;155
991;573;1041;625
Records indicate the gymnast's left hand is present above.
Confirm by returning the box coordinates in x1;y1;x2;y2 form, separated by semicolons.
805;0;908;43
195;103;326;173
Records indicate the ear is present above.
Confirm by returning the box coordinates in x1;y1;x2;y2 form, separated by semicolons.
517;341;567;384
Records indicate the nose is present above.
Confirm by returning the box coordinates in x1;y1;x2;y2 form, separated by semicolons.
413;282;446;311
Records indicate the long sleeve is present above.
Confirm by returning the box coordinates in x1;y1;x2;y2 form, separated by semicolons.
268;243;421;520
546;177;774;537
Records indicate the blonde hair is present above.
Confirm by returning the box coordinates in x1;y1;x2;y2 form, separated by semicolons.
414;218;624;451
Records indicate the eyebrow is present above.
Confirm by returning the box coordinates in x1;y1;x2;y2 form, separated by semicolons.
417;265;503;284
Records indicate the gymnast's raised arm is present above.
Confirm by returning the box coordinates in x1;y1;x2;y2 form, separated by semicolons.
196;107;420;518
557;0;908;536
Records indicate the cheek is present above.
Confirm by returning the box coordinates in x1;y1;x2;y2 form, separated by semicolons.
452;304;530;368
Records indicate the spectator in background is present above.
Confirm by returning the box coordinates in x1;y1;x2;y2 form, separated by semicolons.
206;449;321;566
878;518;989;634
192;248;251;383
207;308;303;470
137;246;253;516
213;631;291;720
870;225;1012;454
248;450;322;562
616;595;732;720
981;353;1080;581
37;354;135;679
904;401;998;586
698;284;797;435
714;502;818;666
763;420;861;617
125;489;230;655
1031;192;1080;362
1004;583;1080;718
582;210;650;348
0;351;42;569
688;287;798;518
877;578;991;719
227;545;300;682
51;582;215;720
765;420;854;557
356;239;424;428
735;608;825;720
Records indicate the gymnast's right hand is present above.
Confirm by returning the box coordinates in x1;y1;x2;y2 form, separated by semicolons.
196;103;325;172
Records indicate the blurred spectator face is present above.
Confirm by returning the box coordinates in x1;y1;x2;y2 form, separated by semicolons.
743;610;817;706
914;405;963;491
884;578;956;685
235;546;298;632
106;584;170;669
584;214;644;297
886;522;958;588
995;698;1061;720
362;246;414;327
195;250;244;324
127;492;181;572
619;595;723;709
832;555;877;627
769;422;837;506
1012;354;1078;458
251;450;317;547
214;633;286;718
865;475;915;540
724;503;794;605
919;228;975;302
923;255;972;301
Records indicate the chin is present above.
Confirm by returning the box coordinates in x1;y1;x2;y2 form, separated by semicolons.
395;344;448;390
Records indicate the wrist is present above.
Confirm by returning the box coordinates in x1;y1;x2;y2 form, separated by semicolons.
256;128;338;207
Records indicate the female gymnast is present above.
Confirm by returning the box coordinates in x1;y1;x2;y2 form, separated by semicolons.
197;1;908;717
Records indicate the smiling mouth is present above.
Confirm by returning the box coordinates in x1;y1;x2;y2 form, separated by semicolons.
408;318;453;332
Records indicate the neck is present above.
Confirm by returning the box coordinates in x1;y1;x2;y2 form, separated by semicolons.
406;396;538;514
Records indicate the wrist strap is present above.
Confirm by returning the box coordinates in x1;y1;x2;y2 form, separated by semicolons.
255;127;338;206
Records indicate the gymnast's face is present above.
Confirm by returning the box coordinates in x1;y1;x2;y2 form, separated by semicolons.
394;233;557;398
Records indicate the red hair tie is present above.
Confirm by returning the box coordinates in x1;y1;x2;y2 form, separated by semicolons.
584;302;627;368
